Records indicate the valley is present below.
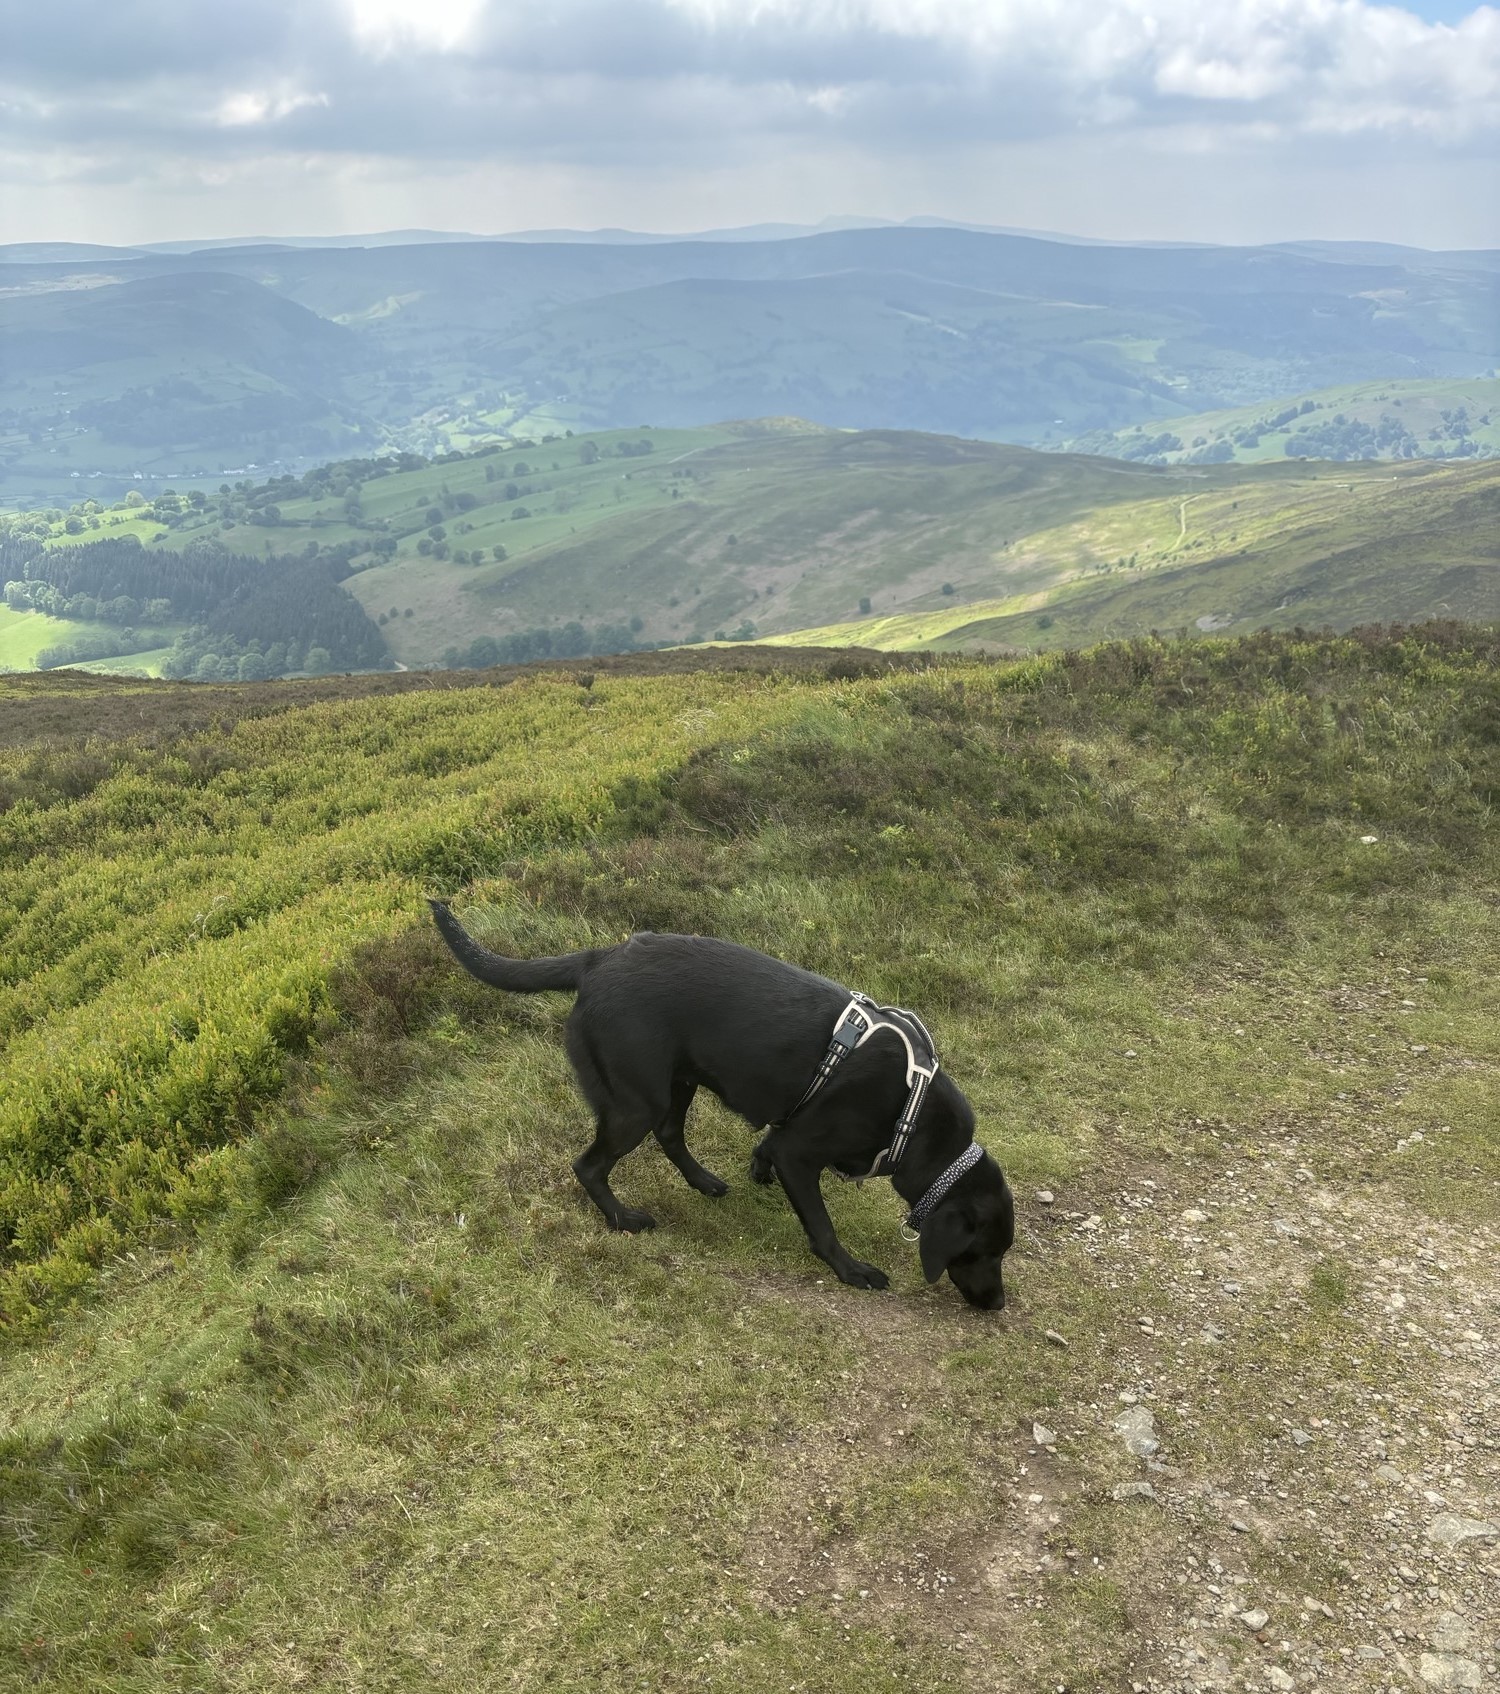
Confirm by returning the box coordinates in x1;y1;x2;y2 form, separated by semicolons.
4;423;1494;679
4;227;1495;502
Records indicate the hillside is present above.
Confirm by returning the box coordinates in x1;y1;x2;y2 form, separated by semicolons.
7;425;1494;674
758;455;1500;654
2;226;1494;498
0;272;379;486
0;627;1496;1692
1071;376;1500;467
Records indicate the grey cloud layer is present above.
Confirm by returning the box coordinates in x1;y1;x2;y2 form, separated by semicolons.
4;0;1498;177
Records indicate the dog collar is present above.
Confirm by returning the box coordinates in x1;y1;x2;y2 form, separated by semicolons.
901;1141;986;1240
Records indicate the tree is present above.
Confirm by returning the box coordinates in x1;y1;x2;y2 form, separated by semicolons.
859;596;872;615
578;441;600;465
305;646;333;676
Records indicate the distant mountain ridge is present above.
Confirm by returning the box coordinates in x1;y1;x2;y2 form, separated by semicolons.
1;224;1494;498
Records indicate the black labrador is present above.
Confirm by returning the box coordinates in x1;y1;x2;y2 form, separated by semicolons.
430;902;1014;1308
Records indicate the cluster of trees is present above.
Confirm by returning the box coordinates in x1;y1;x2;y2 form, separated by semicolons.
1282;414;1420;461
577;438;652;465
441;617;649;671
3;574;173;627
1112;431;1185;463
5;531;391;679
1232;399;1318;447
158;632;339;682
29;633;170;670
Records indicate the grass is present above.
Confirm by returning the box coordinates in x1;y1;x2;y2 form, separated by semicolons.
68;646;176;678
1078;375;1500;466
0;606;179;673
0;624;1497;1690
10;426;1495;674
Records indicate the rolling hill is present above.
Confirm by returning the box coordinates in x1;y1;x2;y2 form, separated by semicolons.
0;272;380;483
1071;376;1500;467
2;226;1495;499
6;422;1495;676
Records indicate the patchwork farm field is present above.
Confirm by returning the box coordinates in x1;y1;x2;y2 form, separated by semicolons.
1;628;1496;1693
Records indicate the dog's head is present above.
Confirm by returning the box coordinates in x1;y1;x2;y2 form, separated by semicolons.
918;1152;1014;1310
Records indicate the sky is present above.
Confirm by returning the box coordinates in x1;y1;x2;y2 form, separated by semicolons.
2;0;1497;250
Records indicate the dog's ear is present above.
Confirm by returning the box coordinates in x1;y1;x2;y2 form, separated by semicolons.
919;1205;977;1284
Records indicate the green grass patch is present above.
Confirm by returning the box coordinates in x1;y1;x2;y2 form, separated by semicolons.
0;623;1496;1690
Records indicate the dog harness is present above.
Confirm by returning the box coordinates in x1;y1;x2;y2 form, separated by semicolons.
779;994;984;1234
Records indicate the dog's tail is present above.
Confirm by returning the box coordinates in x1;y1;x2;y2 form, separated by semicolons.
428;900;602;994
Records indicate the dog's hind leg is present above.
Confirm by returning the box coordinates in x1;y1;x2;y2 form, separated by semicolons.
654;1079;729;1198
565;1011;669;1232
573;1105;662;1233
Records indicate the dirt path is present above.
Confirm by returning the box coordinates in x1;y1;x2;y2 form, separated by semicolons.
744;1114;1499;1692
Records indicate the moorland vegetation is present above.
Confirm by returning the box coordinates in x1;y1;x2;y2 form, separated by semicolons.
0;624;1495;1691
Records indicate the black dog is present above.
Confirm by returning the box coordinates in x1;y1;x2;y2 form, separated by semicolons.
430;903;1014;1308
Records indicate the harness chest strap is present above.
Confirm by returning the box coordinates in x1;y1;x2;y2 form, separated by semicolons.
779;993;938;1174
777;993;985;1236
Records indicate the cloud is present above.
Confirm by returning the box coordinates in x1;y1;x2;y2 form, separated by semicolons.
0;0;1495;242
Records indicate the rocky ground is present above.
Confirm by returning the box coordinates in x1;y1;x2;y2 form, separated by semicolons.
746;1083;1497;1692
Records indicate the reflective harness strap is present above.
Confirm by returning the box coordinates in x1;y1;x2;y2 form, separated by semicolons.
779;993;940;1179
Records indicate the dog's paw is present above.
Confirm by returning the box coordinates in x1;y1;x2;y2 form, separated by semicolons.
692;1171;730;1198
840;1260;890;1292
611;1207;658;1234
748;1151;776;1186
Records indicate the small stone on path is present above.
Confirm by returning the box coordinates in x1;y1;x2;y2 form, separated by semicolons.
1417;1653;1483;1690
1238;1608;1269;1631
1037;1190;1054;1205
1044;1329;1068;1348
1032;1422;1056;1448
1264;1668;1294;1692
1426;1513;1499;1548
1111;1481;1156;1502
1112;1404;1159;1457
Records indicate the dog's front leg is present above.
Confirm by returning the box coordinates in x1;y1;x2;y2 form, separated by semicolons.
763;1137;889;1292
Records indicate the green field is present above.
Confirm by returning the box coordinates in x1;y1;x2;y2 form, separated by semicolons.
0;605;179;673
7;424;1497;677
1;628;1497;1691
72;645;176;678
1077;376;1500;467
